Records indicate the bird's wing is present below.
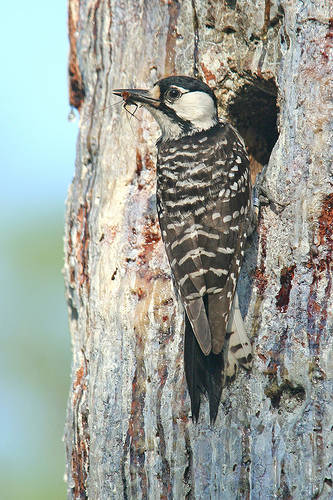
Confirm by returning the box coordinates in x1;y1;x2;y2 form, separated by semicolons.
158;212;211;354
158;124;251;355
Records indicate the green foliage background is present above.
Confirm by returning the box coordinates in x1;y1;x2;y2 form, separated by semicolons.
1;209;70;499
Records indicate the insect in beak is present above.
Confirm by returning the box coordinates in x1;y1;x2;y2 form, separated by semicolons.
112;88;160;109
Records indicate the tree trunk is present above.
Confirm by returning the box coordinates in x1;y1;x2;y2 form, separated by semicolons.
64;1;333;498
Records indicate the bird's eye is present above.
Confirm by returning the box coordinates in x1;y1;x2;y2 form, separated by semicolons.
165;88;181;101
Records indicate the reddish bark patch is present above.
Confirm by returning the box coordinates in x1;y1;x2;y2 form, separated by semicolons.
144;221;160;245
254;268;268;295
138;216;161;265
257;352;267;363
323;18;333;60
71;437;88;500
156;364;172;497
76;202;91;293
275;265;296;313
200;62;217;84
67;218;76;286
74;366;85;390
318;193;333;248
307;193;333;355
68;0;85;110
105;225;118;245
144;150;155;171
66;201;91;293
122;340;148;498
254;222;268;295
165;1;181;75
136;149;143;176
70;355;90;499
132;287;147;301
327;19;333;40
262;0;271;36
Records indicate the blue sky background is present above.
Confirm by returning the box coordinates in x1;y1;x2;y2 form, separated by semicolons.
1;1;77;214
1;2;78;498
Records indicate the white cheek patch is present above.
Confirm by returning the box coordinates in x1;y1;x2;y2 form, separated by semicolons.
168;91;217;130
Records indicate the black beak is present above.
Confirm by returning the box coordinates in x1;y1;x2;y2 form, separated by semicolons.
112;88;160;107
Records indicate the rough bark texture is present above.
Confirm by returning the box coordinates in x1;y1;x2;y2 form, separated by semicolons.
64;1;333;498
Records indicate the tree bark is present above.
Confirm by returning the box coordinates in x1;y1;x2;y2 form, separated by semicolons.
64;1;333;498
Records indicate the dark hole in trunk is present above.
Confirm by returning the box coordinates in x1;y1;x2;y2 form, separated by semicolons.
228;78;279;166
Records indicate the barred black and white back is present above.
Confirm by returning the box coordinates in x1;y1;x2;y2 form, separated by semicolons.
113;76;253;422
156;120;252;421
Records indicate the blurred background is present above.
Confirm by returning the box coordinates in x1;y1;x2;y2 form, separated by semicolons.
0;2;78;498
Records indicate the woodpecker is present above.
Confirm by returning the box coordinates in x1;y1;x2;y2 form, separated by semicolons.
113;76;252;422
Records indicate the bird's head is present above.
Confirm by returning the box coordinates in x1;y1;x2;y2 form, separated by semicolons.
113;76;218;141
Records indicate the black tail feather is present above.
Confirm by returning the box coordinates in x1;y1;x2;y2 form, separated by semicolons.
184;314;224;423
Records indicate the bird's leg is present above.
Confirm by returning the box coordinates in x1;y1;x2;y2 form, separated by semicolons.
124;102;139;119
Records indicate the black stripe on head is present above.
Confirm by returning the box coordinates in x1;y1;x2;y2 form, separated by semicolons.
155;76;218;109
